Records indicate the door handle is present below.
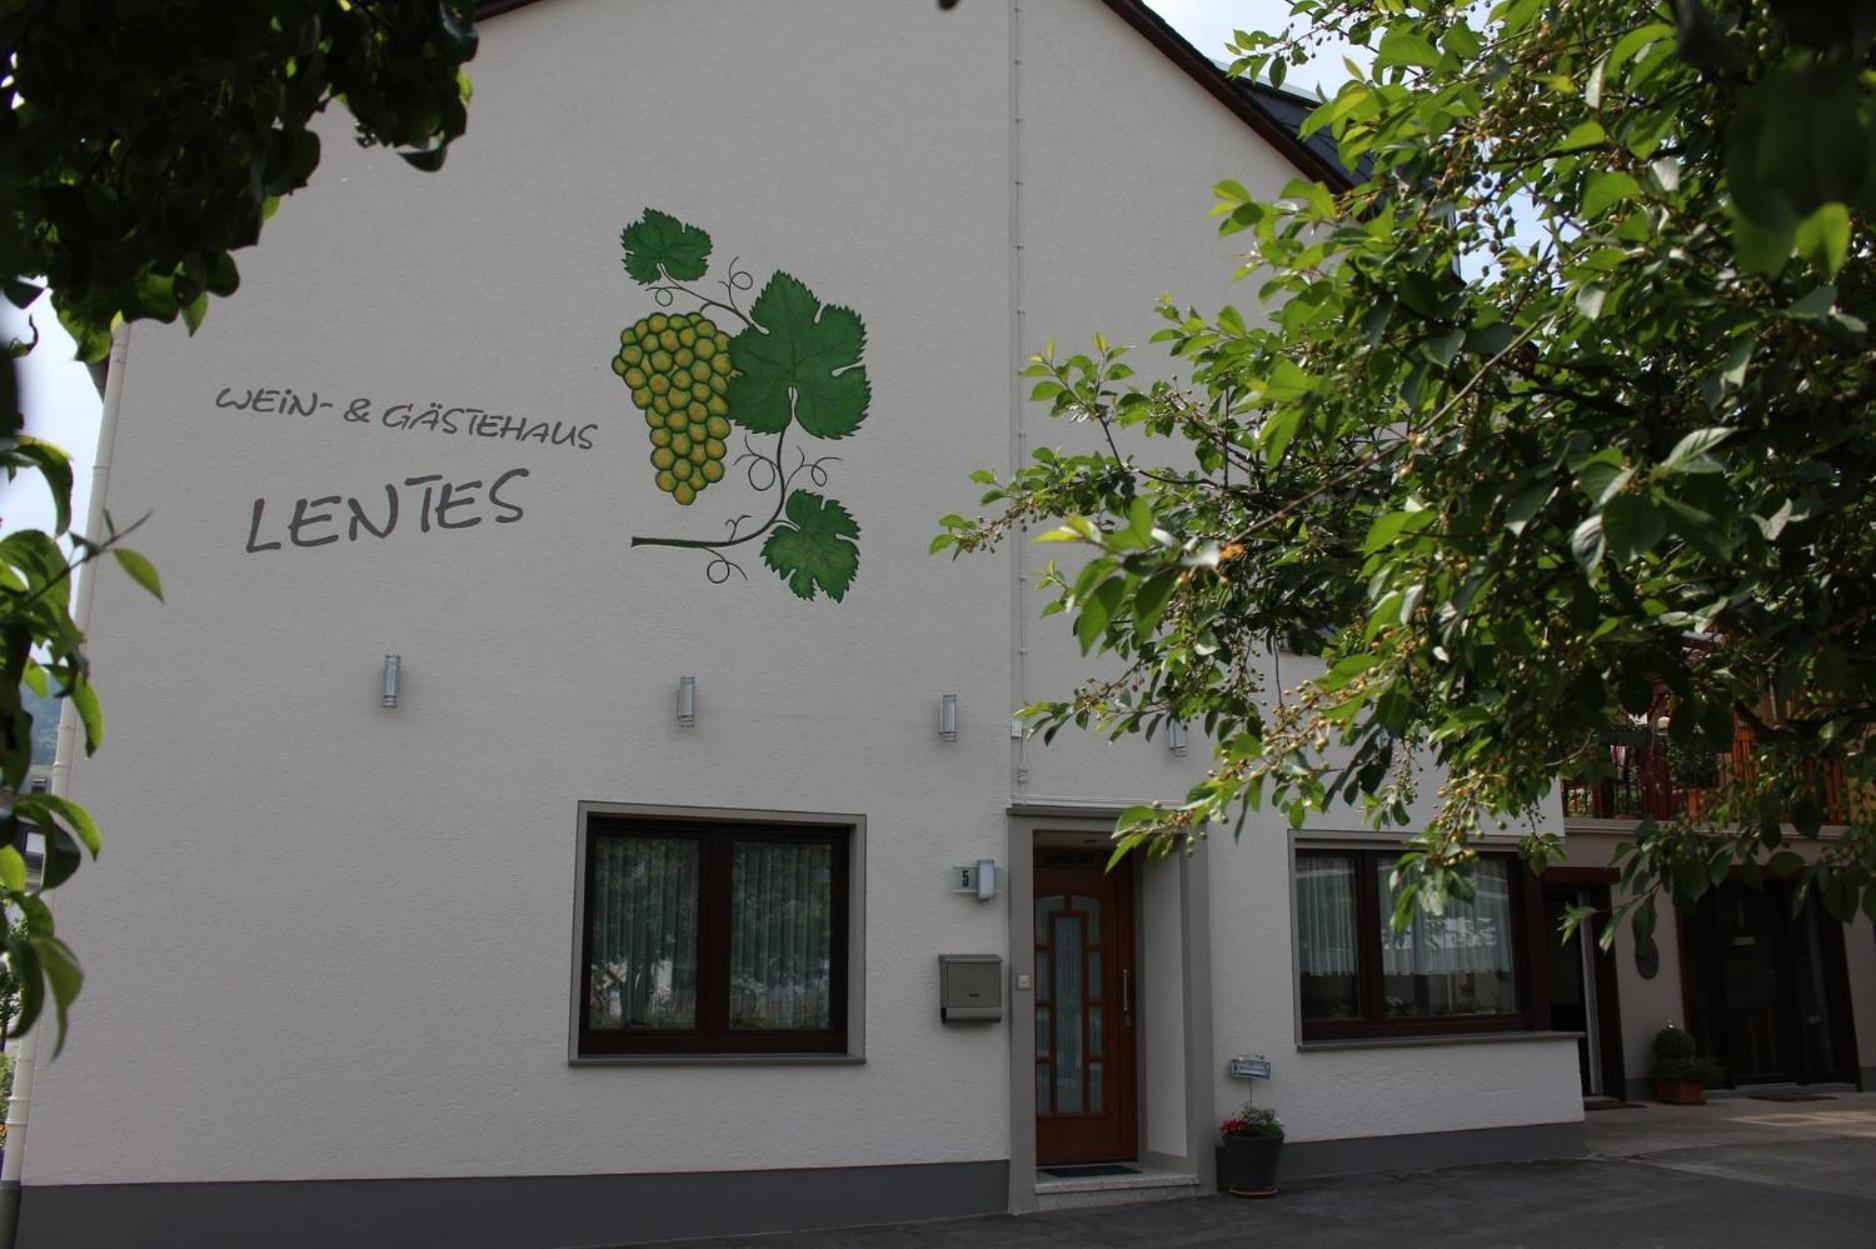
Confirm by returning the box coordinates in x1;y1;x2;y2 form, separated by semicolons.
1121;969;1132;1024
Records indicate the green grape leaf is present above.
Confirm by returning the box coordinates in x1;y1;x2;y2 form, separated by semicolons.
620;209;713;285
727;272;870;438
761;490;861;602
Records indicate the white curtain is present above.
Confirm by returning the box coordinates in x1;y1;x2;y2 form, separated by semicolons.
1296;855;1359;976
1377;858;1514;975
588;837;700;1029
729;841;833;1030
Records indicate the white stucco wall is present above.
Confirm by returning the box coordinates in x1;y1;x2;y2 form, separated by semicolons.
22;0;1584;1199
28;0;1019;1186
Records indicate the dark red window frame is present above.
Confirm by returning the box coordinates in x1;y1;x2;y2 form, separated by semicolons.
578;818;850;1056
1296;849;1542;1042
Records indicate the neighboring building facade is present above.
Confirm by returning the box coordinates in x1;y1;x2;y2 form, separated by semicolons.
11;3;1861;1246
1559;745;1876;1101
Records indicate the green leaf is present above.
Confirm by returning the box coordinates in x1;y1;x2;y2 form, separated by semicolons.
1583;171;1641;218
727;272;870;439
620;209;713;285
1133;568;1181;634
113;548;163;600
69;681;102;753
1602;496;1666;561
760;490;861;602
1733;211;1794;277
1559;120;1607;152
1794;203;1850;277
1660;427;1733;473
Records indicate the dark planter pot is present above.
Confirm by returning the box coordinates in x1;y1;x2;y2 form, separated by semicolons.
1221;1133;1284;1198
1655;1077;1706;1105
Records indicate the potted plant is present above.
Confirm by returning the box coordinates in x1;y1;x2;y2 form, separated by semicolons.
1652;1025;1724;1104
1219;1103;1284;1198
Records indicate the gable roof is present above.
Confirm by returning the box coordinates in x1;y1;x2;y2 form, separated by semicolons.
472;0;1355;191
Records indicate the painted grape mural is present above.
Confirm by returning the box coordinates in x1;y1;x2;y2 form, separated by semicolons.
613;209;868;602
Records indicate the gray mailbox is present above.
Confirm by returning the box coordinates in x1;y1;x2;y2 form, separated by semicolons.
938;954;1003;1023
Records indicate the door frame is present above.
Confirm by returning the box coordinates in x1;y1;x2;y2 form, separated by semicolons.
1003;809;1216;1211
1539;870;1626;1099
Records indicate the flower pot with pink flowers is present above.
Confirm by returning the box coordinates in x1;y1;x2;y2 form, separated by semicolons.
1219;1104;1284;1198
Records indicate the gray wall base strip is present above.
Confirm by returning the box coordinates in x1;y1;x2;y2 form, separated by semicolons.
1212;1120;1584;1190
17;1159;1009;1249
1626;1076;1653;1102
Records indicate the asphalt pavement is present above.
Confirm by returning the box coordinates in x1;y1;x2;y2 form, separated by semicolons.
640;1093;1876;1248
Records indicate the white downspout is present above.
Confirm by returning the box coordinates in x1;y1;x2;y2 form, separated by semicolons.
0;321;129;1249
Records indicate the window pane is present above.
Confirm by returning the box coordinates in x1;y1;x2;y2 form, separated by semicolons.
1054;914;1084;1114
730;841;833;1030
588;837;700;1030
1376;857;1518;1018
1296;853;1361;1022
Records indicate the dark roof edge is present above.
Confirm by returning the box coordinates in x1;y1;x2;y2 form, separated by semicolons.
1096;0;1352;192
472;0;1350;191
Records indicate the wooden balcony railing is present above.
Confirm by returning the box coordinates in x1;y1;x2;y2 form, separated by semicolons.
1562;731;1861;825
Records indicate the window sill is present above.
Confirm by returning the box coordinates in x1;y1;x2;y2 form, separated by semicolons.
570;1053;867;1067
1297;1030;1583;1053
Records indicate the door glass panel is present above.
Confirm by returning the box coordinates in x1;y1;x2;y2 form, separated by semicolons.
1036;896;1062;932
1089;1061;1103;1113
587;837;700;1030
1088;950;1102;996
1036;1007;1050;1059
1070;895;1101;930
1054;914;1084;1114
1036;1061;1050;1113
1036;953;1051;1001
1089;1004;1103;1056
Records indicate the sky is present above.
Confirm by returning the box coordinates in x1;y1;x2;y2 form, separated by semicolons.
0;2;1350;544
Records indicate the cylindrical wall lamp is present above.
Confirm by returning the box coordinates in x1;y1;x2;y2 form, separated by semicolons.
382;655;401;709
938;693;959;741
1168;720;1188;756
677;675;697;728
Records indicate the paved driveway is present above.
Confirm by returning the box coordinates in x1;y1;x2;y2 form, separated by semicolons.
647;1093;1876;1248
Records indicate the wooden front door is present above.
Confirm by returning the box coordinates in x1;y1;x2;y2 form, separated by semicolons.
1682;881;1858;1086
1034;851;1137;1165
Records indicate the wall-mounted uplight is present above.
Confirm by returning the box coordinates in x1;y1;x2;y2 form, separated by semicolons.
677;675;697;728
381;654;401;709
1168;720;1189;756
938;693;959;741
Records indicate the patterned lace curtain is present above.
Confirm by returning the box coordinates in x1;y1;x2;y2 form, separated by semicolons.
1375;857;1514;976
588;837;700;1029
1296;854;1359;977
729;841;833;1030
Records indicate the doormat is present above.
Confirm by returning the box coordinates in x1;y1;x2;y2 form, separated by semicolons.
1583;1100;1646;1111
1748;1092;1836;1102
1041;1164;1140;1178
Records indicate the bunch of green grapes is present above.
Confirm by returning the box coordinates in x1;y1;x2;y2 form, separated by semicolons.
611;311;736;505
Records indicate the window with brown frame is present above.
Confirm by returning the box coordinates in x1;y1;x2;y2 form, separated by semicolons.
1294;849;1537;1040
578;817;850;1056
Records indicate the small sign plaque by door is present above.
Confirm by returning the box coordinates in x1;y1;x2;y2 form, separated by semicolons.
1227;1055;1272;1080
